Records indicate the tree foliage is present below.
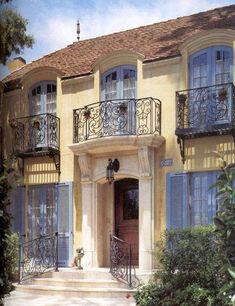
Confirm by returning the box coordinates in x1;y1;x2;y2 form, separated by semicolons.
0;1;34;64
211;154;235;279
0;159;19;304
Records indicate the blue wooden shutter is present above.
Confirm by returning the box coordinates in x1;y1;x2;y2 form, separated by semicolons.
166;173;188;229
11;186;25;239
57;182;73;267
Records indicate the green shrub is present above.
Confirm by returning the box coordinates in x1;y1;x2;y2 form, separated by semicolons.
135;226;235;306
0;159;19;304
5;233;19;283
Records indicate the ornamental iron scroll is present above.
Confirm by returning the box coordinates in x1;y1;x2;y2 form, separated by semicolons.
176;83;235;133
110;234;140;288
18;232;58;283
175;83;235;163
11;113;60;155
73;97;161;143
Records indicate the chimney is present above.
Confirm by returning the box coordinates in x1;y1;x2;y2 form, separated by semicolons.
77;20;80;41
7;57;26;73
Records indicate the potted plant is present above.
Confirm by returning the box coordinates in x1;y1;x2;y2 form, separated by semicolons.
9;119;18;128
177;93;187;106
119;102;128;114
218;88;227;101
83;107;91;119
32;117;41;129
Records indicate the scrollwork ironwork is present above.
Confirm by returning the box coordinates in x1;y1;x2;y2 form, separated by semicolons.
110;235;140;288
73;97;161;143
176;83;234;133
18;232;58;283
11;113;60;155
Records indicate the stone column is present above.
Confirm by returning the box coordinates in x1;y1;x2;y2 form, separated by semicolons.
139;176;153;270
77;154;94;267
138;147;154;270
81;180;94;267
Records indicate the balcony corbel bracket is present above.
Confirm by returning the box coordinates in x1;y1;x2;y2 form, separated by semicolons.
49;150;61;175
177;136;185;164
231;129;235;144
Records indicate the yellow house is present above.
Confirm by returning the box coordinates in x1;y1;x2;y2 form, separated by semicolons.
1;4;235;281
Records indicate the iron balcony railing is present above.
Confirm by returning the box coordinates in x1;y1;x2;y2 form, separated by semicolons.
73;97;161;143
175;83;235;138
10;113;60;156
18;232;58;283
110;235;140;288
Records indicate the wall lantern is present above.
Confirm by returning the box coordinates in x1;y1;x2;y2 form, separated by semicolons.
106;158;120;184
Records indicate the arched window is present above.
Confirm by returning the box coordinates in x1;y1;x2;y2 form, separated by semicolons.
188;46;233;127
101;66;137;135
189;46;233;88
102;65;137;100
29;81;56;116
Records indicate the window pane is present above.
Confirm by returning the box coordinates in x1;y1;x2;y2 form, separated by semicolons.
31;85;42;115
123;69;136;99
215;50;231;85
190;172;220;226
192;53;208;88
46;83;57;115
105;72;117;100
123;189;138;220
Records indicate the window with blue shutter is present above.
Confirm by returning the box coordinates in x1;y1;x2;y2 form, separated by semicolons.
166;173;189;229
166;171;222;229
28;184;57;241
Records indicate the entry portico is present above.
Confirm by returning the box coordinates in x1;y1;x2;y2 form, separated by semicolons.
69;134;165;271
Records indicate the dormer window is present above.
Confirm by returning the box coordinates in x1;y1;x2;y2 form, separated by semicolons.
189;46;233;89
30;81;56;116
102;66;136;100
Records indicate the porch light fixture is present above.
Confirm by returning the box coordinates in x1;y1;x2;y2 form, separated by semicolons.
106;158;120;184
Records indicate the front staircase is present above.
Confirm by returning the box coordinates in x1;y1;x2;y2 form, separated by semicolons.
15;268;137;300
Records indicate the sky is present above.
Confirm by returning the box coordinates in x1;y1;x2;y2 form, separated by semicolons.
1;0;235;80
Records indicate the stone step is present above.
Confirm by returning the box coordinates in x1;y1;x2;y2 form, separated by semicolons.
15;283;136;298
31;277;127;288
42;268;115;280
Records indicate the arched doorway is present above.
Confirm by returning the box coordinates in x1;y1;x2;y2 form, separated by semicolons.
114;178;139;266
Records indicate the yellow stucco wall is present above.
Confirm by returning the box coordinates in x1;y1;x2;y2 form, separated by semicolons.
2;29;235;258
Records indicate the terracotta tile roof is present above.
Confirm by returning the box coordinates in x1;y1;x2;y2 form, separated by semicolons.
3;4;235;86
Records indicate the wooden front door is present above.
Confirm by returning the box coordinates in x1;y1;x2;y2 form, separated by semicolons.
115;178;139;265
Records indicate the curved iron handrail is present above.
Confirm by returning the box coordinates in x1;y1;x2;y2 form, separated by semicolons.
110;234;140;288
18;232;58;283
73;97;161;143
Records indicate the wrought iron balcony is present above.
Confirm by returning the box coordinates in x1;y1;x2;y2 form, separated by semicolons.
10;113;60;157
175;83;235;139
73;97;161;143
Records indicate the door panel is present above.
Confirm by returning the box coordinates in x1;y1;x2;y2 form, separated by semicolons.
115;178;139;265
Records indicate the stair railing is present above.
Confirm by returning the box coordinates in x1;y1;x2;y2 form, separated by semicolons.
18;232;59;283
110;234;140;288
